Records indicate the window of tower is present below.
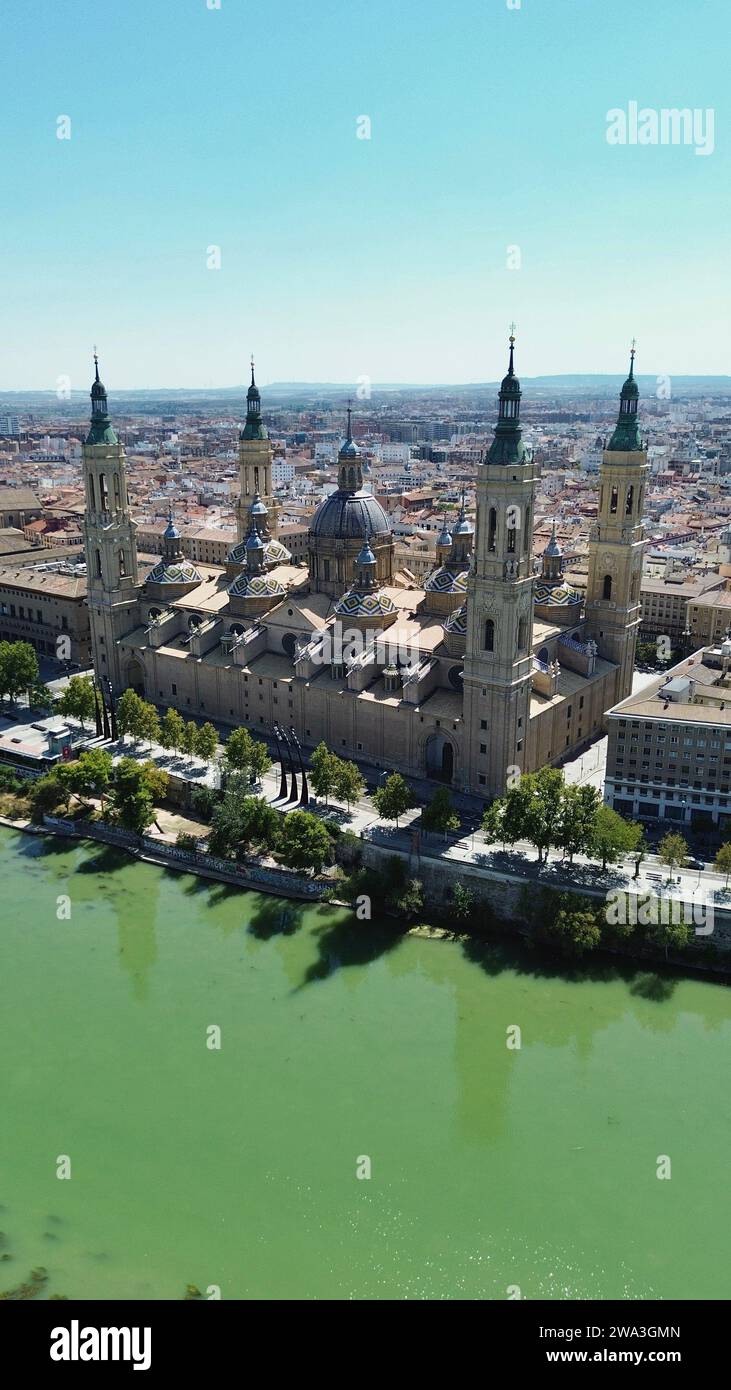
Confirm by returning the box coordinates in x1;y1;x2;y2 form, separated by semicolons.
89;475;96;510
517;617;528;653
119;550;127;577
323;559;331;581
507;527;516;554
254;467;259;492
99;473;109;510
484;619;495;652
95;549;102;577
488;508;497;552
603;574;612;600
523;508;530;553
625;485;634;515
113;473;121;508
610;486;618;514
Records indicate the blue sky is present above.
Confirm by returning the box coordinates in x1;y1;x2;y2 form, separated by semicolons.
1;0;728;389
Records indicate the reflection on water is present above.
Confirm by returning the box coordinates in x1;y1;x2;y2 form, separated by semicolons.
2;828;730;1301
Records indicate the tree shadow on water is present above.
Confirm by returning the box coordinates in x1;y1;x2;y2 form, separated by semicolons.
629;972;678;1003
295;913;405;988
248;897;305;940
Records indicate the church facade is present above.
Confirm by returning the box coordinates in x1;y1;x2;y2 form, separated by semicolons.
82;340;647;798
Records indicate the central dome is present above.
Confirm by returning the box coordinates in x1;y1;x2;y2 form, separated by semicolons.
310;489;390;540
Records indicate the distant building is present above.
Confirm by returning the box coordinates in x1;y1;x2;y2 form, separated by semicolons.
0;486;42;530
640;570;725;643
0;562;91;665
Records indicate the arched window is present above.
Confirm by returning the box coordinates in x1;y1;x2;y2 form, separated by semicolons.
507;525;516;554
523;507;531;553
95;548;102;577
119;550;127;577
625;485;634;515
113;472;121;508
488;508;497;552
484;618;495;652
610;486;618;514
99;473;109;510
603;574;612;600
89;475;96;510
254;467;259;493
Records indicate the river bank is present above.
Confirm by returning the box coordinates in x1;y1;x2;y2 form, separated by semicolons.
2;823;730;1301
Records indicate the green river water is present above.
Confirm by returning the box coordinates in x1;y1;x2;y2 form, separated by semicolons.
1;827;729;1301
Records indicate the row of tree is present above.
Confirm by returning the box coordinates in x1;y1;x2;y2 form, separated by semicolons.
30;749;169;837
481;767;644;870
309;743;365;809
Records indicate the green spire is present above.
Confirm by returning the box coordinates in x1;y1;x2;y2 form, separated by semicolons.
241;354;268;440
85;350;118;446
607;342;642;452
486;327;528;465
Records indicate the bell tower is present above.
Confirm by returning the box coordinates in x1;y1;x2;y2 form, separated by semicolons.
235;357;278;539
82;353;141;688
463;332;538;796
585;345;648;702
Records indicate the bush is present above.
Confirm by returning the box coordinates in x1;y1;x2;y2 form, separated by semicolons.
0;766;23;794
176;832;199;853
189;786;220;823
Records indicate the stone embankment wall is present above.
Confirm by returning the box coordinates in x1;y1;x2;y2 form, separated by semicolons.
349;836;731;957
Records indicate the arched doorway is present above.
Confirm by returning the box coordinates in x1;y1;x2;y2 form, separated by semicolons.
125;658;145;696
425;732;455;784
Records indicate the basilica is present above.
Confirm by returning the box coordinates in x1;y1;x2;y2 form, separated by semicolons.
82;339;647;797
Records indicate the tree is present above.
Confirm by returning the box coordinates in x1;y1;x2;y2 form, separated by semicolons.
481;798;505;849
195;722;219;762
159;708;185;753
715;842;731;887
309;742;338;804
552;903;602;957
421;786;460;838
247;738;271;783
372;772;416;827
208;789;246;858
332;758;364;811
28;681;55;711
643;914;691;962
557;783;600;863
116;690;158;745
56;675;96;731
591;805;643;872
276;809;332;875
0;640;39;703
181;720;199;758
224;727;270;782
657;832;688;882
523;767;565;863
236;796;280;852
138;701;160;749
108;758;168;836
29;772;69;817
540;896;602;957
501;780;533;846
59;748;113;811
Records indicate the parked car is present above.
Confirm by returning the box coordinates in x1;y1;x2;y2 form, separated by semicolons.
686;856;705;870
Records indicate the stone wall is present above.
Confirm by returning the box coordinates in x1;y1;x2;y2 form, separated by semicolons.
352;836;731;958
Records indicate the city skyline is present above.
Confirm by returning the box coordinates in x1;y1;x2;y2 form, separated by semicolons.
2;0;729;389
